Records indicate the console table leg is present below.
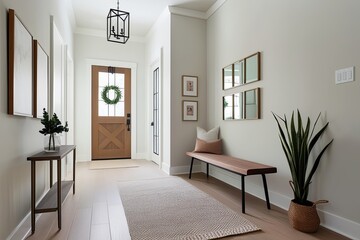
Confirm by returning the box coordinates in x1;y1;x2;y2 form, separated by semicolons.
31;161;36;234
50;160;53;187
57;159;62;229
73;148;76;194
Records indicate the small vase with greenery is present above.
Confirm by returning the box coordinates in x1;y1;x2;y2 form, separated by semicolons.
39;108;69;152
272;110;333;232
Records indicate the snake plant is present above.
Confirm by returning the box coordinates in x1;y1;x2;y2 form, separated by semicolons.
273;110;333;205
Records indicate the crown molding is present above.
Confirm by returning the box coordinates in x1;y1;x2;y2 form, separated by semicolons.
168;6;207;19
206;0;227;19
169;0;227;20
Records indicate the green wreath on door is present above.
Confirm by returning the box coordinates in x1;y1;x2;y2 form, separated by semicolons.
101;85;122;105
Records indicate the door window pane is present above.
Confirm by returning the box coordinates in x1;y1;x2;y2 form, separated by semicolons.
98;72;125;117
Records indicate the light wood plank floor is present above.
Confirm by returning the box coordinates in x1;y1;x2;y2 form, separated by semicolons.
23;160;349;240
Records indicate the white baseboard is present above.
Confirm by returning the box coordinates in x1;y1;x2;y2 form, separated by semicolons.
132;152;147;160
161;161;171;175
210;166;360;240
76;154;90;162
169;164;201;176
173;163;360;240
318;210;360;240
7;191;48;240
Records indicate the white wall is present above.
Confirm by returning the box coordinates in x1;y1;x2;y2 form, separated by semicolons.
170;14;207;173
74;34;146;161
144;9;207;174
0;0;74;238
206;0;360;238
145;8;171;172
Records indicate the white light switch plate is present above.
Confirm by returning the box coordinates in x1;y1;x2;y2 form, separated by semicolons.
335;67;355;84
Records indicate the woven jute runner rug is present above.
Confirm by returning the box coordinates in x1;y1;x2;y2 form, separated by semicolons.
118;177;260;240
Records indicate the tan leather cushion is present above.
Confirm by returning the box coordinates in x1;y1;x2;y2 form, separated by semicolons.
194;138;223;155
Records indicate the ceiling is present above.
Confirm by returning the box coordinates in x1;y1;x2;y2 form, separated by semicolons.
71;0;218;37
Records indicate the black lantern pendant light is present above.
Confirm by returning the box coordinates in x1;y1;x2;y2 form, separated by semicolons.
107;0;130;44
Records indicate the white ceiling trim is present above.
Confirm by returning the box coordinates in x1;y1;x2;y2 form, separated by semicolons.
206;0;227;19
168;0;226;20
168;6;207;20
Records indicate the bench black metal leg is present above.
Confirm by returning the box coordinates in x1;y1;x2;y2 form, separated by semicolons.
206;163;209;178
241;175;245;213
262;174;271;210
189;157;194;179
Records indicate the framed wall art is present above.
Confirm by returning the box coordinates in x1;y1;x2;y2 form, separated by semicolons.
8;9;33;117
182;100;198;121
182;75;198;97
33;40;49;119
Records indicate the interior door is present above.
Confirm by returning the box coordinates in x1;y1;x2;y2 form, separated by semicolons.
151;66;160;165
91;65;131;160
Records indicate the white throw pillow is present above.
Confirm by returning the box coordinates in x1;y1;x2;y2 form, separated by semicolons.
197;126;220;142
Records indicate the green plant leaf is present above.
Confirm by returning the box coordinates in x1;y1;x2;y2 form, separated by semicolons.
272;110;333;205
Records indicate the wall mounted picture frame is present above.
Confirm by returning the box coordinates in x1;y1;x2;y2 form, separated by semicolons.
234;60;244;87
8;9;33;117
182;75;198;97
223;93;244;120
244;52;261;84
234;92;243;120
222;64;233;90
223;94;234;120
222;52;261;90
244;88;260;119
33;40;49;119
182;100;198;121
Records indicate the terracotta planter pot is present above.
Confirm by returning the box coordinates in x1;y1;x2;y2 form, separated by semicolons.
288;200;327;233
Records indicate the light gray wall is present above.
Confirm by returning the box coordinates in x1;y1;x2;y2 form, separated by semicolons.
170;14;207;172
207;0;360;237
0;0;74;238
74;34;146;161
144;8;171;172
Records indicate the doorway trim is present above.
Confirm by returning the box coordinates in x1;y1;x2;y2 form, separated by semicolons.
149;58;162;168
85;59;137;159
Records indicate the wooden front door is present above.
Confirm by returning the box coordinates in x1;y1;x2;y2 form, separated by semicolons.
91;65;131;160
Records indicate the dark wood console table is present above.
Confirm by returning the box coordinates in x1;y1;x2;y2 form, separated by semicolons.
27;145;76;233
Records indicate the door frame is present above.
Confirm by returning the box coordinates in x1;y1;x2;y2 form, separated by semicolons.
148;49;163;168
86;59;137;159
150;59;161;166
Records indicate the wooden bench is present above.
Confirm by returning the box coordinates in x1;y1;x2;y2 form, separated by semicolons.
186;152;277;213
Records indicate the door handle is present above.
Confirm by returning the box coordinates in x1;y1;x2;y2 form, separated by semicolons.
151;122;154;126
126;113;131;131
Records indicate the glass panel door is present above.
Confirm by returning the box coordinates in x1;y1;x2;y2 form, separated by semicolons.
153;67;159;155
